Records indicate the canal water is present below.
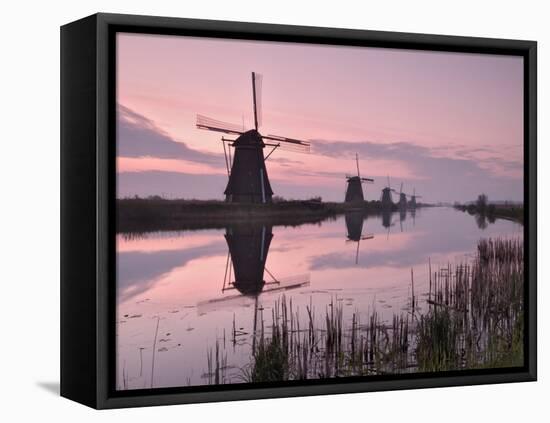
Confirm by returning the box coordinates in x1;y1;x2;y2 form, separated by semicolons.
116;206;522;390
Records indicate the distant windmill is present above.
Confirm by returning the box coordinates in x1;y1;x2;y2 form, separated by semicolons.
345;153;374;203
196;72;310;203
380;176;394;209
409;188;422;209
392;182;408;210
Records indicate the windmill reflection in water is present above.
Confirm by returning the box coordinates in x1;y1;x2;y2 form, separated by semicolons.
344;211;374;264
380;207;417;240
198;223;310;353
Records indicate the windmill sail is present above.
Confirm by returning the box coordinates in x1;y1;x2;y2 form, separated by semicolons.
263;134;310;153
264;141;310;154
252;72;263;130
196;114;244;135
196;273;310;314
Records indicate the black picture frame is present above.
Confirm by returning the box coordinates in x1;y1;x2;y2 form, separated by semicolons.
60;12;537;409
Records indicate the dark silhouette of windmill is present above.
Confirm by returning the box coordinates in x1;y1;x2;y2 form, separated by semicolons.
345;154;374;203
197;223;309;352
196;72;310;203
381;176;394;210
345;211;374;264
392;182;408;210
409;188;422;209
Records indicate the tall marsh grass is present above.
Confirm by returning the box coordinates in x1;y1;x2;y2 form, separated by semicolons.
205;237;524;383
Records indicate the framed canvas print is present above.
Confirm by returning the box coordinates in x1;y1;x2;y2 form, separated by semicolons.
60;13;537;409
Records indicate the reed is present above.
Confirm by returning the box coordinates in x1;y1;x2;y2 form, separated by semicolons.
205;340;228;384
205;237;524;384
150;316;160;389
418;238;524;371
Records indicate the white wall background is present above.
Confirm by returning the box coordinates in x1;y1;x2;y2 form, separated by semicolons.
1;0;546;420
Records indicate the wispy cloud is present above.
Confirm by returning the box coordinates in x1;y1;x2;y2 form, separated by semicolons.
117;104;224;166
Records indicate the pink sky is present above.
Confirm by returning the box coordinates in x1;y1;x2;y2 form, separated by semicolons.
116;32;524;203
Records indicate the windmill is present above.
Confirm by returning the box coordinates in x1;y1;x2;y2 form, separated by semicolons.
197;224;310;352
380;176;394;210
392;182;408;210
345;211;374;264
345;153;374;203
196;72;310;203
409;188;422;209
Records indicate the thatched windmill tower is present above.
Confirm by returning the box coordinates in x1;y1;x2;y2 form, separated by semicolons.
197;72;310;203
380;176;394;210
345;154;374;202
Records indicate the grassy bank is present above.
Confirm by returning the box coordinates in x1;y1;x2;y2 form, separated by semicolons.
203;237;524;383
116;198;395;233
492;205;524;223
455;203;524;224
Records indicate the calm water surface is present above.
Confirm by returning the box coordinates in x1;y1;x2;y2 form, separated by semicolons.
116;207;522;390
